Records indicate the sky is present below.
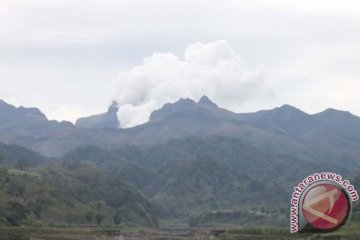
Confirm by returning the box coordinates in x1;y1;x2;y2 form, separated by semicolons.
1;0;360;127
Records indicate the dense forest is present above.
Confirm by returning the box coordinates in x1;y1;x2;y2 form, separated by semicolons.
0;144;157;227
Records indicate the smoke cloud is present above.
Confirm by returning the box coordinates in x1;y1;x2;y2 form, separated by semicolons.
113;40;267;128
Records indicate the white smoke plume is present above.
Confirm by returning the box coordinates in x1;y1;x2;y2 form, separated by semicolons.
113;40;267;128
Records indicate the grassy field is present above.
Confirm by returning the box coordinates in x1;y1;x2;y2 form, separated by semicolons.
0;227;208;240
217;225;360;240
0;225;359;240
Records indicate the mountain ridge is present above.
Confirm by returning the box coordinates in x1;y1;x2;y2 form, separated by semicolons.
1;96;360;169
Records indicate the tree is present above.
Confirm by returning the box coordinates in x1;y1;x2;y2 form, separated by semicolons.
113;210;122;225
85;211;93;223
95;213;105;225
188;215;199;227
16;159;28;170
6;181;25;197
0;155;4;165
5;199;29;226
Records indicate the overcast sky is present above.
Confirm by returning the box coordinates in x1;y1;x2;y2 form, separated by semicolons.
1;0;360;127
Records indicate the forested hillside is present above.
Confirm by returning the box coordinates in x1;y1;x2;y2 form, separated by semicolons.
0;155;157;227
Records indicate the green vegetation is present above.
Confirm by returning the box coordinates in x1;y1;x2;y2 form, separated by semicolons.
8;168;41;179
0;163;157;228
0;143;47;167
0;227;183;240
189;208;288;227
350;176;360;223
0;138;359;233
217;225;360;240
64;136;355;224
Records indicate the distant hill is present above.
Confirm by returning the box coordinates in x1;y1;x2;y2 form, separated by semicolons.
0;142;157;227
240;105;360;167
64;144;154;190
0;100;125;156
239;104;317;134
146;155;287;215
0;162;157;227
64;136;351;218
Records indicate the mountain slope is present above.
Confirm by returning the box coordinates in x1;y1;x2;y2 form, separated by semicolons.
0;142;49;167
63;136;351;219
0;163;157;227
147;156;287;215
64;144;154;190
305;108;360;148
76;101;120;129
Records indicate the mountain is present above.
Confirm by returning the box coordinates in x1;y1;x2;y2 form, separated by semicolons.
149;98;196;121
132;95;260;145
149;96;218;122
0;100;120;156
307;108;360;147
241;106;360;149
240;104;317;135
198;95;218;107
1;96;360;227
1;96;360;171
76;101;120;129
0;99;72;137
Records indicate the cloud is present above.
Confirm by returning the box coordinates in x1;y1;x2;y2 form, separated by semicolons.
3;0;360;124
113;40;268;127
